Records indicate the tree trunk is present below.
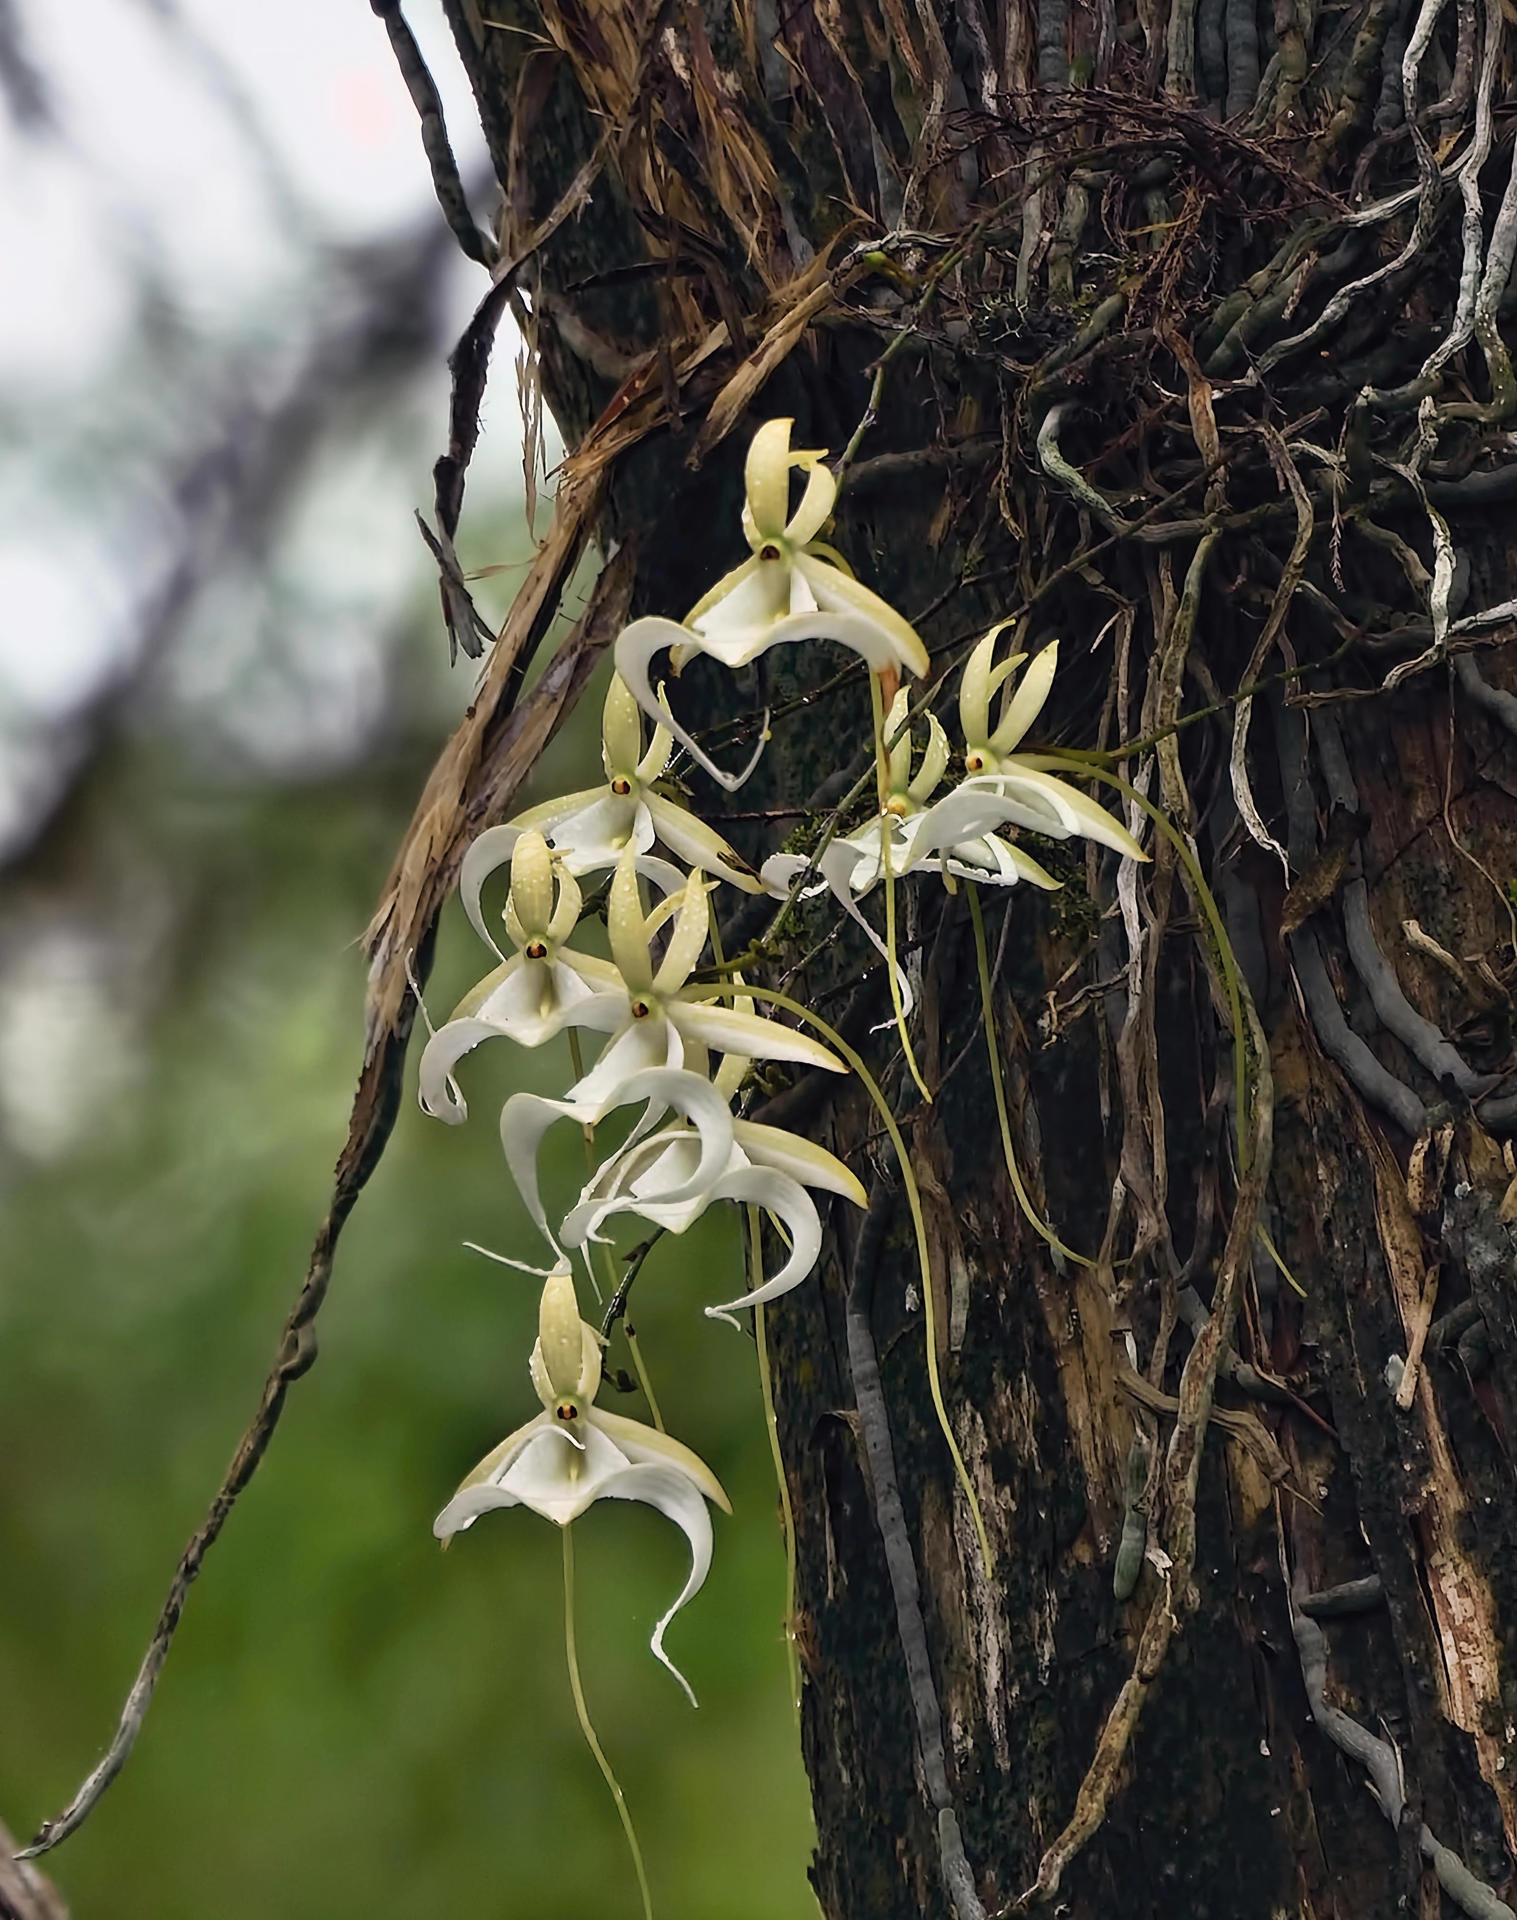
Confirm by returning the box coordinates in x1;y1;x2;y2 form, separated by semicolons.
432;3;1517;1912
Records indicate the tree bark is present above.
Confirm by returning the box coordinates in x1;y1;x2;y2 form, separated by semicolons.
432;3;1517;1913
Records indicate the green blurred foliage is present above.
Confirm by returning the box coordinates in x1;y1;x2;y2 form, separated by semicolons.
0;663;815;1915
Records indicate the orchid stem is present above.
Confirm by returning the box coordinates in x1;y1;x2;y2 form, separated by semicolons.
624;1325;666;1431
870;672;933;1105
562;1525;654;1920
569;1030;663;1419
693;983;993;1576
750;1210;802;1727
565;1029;610;1306
966;882;1090;1268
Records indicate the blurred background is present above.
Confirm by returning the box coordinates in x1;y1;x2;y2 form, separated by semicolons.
0;3;814;1913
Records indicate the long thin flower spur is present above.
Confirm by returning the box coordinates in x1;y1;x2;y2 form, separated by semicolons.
435;1262;731;1702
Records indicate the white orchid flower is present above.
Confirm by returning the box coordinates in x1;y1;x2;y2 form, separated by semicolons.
459;675;761;916
502;1066;741;1258
434;1262;730;1702
418;832;623;1123
759;690;1062;1011
958;628;1147;861
613;419;930;790
561;1116;866;1323
531;848;846;1119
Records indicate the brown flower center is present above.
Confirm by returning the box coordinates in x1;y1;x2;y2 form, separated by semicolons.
611;776;632;796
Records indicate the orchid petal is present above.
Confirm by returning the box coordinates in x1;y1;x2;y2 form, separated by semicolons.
792;558;930;676
459;825;525;959
686;554;761;630
671;1000;844;1073
990;769;1145;858
588;1067;737;1207
904;785;1059;862
607;850;654;992
644;793;762;892
955;774;1080;838
563;1105;742;1246
449;955;518;1022
545;792;650;873
499;1092;578;1244
560;950;625;993
908;711;952;802
758;851;812;899
636;721;673;785
600;673;645;779
591;1459;716;1704
509;830;556;934
815;835;916;1016
959;621;1019;749
635;853;693;898
692;556;793;642
432;1411;552;1537
744;417;796;539
704;1168;823;1321
530;1319;602;1406
732;1120;867;1205
564;1138;720;1245
786;458;838;546
537;1261;587;1397
546;867;584;944
589;1408;732;1513
500;1424;634;1526
615;616;770;793
563;1015;681;1117
418;1017;506;1122
654;874;712;994
500;1045;697;1243
992;639;1060;753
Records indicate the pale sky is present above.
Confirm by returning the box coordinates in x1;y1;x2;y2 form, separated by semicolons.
0;0;517;846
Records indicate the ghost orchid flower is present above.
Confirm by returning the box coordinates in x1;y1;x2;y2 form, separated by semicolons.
502;1066;741;1258
758;693;1062;1012
958;627;1147;861
533;849;846;1120
613;419;930;790
434;1262;730;1702
418;832;622;1123
561;1116;866;1322
459;675;760;928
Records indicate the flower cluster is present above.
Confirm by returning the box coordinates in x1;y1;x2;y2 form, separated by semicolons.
420;418;1142;1728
